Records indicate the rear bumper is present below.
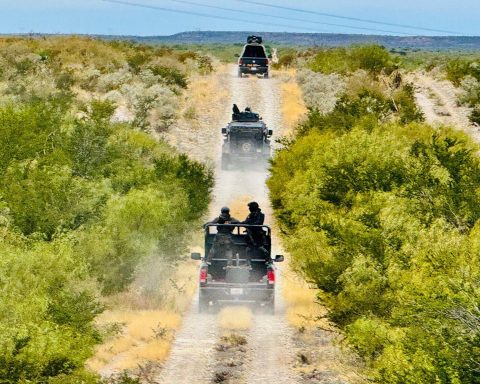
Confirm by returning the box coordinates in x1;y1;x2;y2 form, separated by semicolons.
224;153;270;161
222;146;271;159
239;66;268;74
200;284;274;304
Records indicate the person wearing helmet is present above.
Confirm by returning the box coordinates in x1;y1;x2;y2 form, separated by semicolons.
242;202;269;261
242;201;264;226
206;207;240;265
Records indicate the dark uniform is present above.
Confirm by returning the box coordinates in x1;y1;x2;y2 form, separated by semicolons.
242;202;268;261
206;207;240;264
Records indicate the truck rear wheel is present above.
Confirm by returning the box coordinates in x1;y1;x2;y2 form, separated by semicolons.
238;70;242;78
264;72;269;79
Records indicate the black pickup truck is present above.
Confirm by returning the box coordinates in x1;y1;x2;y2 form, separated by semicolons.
191;223;284;313
237;35;269;78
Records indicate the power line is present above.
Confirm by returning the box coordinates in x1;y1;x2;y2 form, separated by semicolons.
101;0;329;32
164;0;414;35
232;0;462;35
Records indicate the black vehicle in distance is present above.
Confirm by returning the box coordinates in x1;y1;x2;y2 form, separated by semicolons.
221;105;272;170
237;35;270;78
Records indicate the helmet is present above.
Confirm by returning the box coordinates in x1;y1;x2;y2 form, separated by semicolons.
247;201;259;210
220;206;230;214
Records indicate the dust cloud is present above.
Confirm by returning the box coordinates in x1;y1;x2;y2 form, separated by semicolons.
217;306;253;330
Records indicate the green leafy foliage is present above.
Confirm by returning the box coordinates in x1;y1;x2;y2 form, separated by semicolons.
0;37;214;383
309;45;397;76
445;59;480;85
150;65;188;88
0;235;102;383
270;118;480;382
269;52;480;382
470;104;480;124
272;49;296;69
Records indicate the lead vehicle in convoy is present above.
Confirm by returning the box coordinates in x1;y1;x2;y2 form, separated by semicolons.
191;223;284;313
237;35;269;78
221;107;272;170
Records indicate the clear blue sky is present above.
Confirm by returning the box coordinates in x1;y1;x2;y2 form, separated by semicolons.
0;0;478;36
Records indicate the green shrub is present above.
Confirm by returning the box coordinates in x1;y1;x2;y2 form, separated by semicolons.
394;83;425;124
177;50;197;63
446;59;480;85
269;108;480;382
150;65;188;88
126;52;151;74
470;104;480;125
309;45;396;76
0;237;102;383
350;44;397;75
0;79;213;381
272;50;296;69
197;54;213;74
446;59;471;85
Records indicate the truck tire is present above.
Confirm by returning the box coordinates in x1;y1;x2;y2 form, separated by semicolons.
238;69;242;78
264;71;269;79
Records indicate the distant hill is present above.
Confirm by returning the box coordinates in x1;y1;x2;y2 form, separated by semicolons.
132;31;480;50
3;31;480;50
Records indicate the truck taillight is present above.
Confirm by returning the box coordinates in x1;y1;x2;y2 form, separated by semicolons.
239;59;243;65
200;267;208;284
267;269;275;285
266;58;269;65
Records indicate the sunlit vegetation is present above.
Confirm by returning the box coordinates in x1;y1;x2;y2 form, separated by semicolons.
403;52;480;125
269;45;480;383
442;58;480;124
0;37;213;383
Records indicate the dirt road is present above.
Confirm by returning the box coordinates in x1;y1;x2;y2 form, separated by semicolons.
158;65;299;384
408;71;480;142
157;64;359;384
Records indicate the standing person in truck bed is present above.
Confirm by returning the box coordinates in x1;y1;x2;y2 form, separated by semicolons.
242;202;269;261
206;207;240;265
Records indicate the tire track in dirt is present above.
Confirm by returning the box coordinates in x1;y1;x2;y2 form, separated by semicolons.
158;64;299;384
408;71;480;142
157;65;232;384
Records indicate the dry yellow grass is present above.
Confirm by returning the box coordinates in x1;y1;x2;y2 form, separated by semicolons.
86;254;200;374
280;77;307;136
117;339;172;370
88;65;230;377
281;264;329;330
182;64;230;128
87;309;182;373
217;306;253;330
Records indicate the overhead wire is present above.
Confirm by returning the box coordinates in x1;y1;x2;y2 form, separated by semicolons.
232;0;462;35
101;0;330;32
162;0;414;35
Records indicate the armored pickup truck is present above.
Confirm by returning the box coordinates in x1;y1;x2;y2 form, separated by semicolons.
237;35;269;78
221;106;272;170
191;223;284;313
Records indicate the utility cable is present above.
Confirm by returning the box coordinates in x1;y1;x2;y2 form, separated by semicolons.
163;0;414;35
232;0;462;35
101;0;330;32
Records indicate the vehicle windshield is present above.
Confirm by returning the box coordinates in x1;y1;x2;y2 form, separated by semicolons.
242;45;266;58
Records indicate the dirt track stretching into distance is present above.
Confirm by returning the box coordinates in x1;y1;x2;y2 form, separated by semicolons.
157;65;299;384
